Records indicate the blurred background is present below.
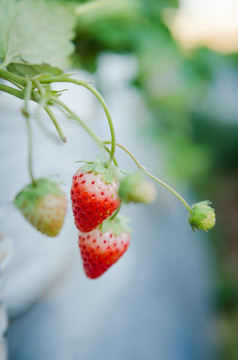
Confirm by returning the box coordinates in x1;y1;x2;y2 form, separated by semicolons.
1;0;238;359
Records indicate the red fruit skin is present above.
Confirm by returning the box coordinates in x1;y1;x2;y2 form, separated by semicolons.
79;228;130;279
71;169;121;233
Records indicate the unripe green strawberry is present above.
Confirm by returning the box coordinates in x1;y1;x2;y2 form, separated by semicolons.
188;201;216;231
118;173;156;204
14;178;67;237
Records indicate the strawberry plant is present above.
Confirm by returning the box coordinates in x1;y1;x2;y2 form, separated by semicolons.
0;0;216;279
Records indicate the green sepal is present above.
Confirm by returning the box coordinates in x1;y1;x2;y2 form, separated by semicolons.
43;88;68;104
14;178;64;213
78;158;123;184
100;215;131;236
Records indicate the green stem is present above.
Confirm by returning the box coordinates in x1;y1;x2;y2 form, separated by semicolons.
32;79;49;108
39;77;116;167
83;83;116;167
0;69;27;86
0;77;65;145
105;141;192;213
23;78;32;117
32;79;45;96
44;106;67;143
0;83;24;99
25;117;36;185
23;79;36;185
52;98;102;148
0;72;118;165
51;97;118;166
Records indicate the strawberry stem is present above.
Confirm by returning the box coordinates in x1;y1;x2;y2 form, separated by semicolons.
0;69;27;87
44;106;67;143
32;79;45;97
25;116;36;186
0;83;24;99
105;141;192;213
80;83;116;168
0;70;118;166
38;76;116;168
50;97;118;167
23;79;36;186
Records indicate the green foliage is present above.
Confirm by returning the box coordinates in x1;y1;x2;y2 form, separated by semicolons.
7;63;63;77
0;0;75;69
70;0;238;188
71;0;177;70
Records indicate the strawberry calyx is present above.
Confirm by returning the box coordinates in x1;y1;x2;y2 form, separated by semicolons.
100;215;131;236
77;158;123;184
14;178;64;212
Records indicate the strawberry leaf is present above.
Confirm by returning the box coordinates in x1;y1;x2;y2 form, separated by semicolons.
7;63;63;77
0;0;75;69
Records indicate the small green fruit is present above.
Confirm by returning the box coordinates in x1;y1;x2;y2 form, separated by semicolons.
188;201;216;231
118;173;156;204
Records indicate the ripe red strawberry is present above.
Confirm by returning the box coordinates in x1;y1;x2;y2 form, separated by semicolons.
71;162;121;233
78;216;130;279
14;178;67;237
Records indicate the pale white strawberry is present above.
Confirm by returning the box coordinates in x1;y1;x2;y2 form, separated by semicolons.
14;178;67;237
